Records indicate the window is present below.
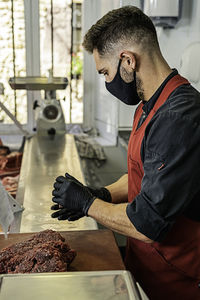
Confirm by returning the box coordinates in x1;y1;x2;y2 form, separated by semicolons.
39;0;83;124
0;0;83;132
0;0;27;125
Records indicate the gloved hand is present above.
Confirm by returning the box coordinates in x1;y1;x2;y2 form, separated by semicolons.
51;173;112;221
51;175;96;220
51;205;84;221
65;173;112;203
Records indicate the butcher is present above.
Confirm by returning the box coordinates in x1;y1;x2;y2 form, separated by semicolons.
51;6;200;300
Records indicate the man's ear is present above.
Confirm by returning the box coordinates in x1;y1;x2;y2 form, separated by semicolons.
120;51;136;71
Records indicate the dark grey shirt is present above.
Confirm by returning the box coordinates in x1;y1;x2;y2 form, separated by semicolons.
126;71;200;242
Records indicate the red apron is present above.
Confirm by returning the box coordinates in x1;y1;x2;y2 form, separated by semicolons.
125;75;200;300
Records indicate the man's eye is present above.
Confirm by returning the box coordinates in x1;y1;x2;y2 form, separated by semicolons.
99;71;108;77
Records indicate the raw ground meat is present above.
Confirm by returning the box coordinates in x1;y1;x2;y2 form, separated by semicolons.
0;229;76;274
1;175;19;197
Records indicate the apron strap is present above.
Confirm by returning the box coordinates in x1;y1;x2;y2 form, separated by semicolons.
153;74;190;112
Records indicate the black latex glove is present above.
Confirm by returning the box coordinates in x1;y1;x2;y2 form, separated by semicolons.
51;173;112;221
51;175;96;217
65;173;112;203
87;186;112;203
51;206;84;221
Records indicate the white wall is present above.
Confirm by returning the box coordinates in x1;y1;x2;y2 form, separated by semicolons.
83;0;141;145
83;0;200;145
83;0;121;145
92;0;122;145
158;0;200;90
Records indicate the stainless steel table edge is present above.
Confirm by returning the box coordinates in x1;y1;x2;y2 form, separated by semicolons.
11;135;97;233
0;270;142;300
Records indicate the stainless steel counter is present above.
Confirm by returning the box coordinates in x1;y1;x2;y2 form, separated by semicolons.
0;271;141;300
12;134;97;233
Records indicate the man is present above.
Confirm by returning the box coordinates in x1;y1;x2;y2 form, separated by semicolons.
51;6;200;299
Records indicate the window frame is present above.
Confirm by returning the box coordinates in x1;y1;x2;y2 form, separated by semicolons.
0;0;41;135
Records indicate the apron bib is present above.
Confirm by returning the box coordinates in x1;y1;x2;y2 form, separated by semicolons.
125;75;200;300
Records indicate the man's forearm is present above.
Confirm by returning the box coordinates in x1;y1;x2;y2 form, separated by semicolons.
106;174;128;204
88;198;152;243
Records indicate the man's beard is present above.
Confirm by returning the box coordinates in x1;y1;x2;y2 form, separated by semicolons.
121;66;145;101
136;75;145;101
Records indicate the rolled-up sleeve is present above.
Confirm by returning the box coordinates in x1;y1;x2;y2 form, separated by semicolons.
126;110;200;242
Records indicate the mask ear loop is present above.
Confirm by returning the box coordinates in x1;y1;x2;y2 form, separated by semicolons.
117;58;122;71
134;69;137;81
110;59;122;83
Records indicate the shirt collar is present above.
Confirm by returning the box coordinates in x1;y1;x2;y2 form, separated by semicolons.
142;69;178;115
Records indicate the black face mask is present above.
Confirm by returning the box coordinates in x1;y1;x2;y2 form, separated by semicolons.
105;59;141;105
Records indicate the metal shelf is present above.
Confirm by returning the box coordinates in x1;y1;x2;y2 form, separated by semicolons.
9;77;68;91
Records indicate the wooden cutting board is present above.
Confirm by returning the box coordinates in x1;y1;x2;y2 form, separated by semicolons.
0;229;125;271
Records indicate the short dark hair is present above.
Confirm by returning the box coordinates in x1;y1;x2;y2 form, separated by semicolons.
83;6;159;56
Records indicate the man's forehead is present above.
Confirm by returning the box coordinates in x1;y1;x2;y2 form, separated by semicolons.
93;49;105;69
93;48;100;60
93;48;102;61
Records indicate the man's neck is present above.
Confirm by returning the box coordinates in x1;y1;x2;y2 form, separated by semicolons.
139;53;173;101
